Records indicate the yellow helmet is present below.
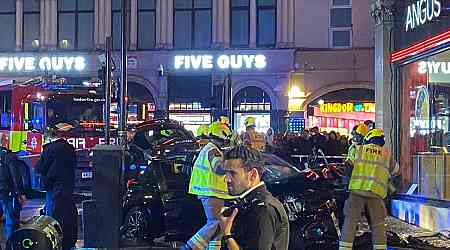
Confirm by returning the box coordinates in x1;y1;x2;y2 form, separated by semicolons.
364;128;384;141
244;117;256;128
354;124;369;137
209;121;232;140
220;116;230;126
197;124;209;137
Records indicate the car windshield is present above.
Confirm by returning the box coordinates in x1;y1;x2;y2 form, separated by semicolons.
261;153;302;184
133;126;193;150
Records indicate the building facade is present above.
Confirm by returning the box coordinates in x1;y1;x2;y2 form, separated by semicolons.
0;0;374;134
380;0;450;232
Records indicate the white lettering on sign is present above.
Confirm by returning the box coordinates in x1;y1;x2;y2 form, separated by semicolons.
405;0;441;32
67;138;86;149
174;54;267;70
0;56;86;72
418;61;450;74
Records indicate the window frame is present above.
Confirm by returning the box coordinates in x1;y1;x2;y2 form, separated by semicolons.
57;0;95;50
137;0;156;50
230;0;250;48
22;0;40;51
329;0;352;48
173;0;212;49
112;0;131;50
256;0;277;48
0;0;16;51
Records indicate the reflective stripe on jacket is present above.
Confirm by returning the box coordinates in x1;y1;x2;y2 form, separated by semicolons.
349;144;390;199
188;142;232;199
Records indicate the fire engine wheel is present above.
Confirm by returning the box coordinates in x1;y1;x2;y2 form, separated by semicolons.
123;207;152;243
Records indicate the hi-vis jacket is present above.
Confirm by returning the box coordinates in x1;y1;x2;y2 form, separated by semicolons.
188;142;232;199
348;144;392;199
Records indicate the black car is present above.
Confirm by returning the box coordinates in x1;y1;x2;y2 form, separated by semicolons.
122;121;349;250
121;119;204;244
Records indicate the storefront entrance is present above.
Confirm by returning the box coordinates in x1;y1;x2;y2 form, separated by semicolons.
233;86;271;133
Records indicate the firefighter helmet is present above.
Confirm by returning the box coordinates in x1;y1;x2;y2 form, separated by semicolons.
244;117;256;128
209;121;231;140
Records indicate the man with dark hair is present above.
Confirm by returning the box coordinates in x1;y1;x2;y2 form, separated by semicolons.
36;130;77;250
219;145;289;250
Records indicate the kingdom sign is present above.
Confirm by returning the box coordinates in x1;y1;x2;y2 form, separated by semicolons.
319;102;376;113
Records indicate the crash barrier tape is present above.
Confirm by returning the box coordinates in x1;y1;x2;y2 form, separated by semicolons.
7;215;63;250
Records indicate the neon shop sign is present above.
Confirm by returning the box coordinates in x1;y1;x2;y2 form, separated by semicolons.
320;102;376;113
405;0;441;32
0;56;87;72
174;54;267;70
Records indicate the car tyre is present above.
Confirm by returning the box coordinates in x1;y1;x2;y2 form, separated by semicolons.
122;206;152;244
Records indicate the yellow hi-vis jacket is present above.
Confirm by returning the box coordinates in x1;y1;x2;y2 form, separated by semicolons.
349;144;391;199
188;142;233;199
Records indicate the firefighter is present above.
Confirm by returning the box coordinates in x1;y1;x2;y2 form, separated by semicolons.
0;148;27;239
346;124;369;164
242;116;266;151
339;128;399;250
35;129;77;250
182;122;233;250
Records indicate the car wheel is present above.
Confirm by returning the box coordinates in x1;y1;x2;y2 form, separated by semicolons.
122;207;152;243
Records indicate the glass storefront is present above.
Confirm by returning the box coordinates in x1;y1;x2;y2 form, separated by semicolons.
401;49;450;200
233;86;271;133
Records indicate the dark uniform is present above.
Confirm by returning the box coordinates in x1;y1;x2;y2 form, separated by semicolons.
35;138;77;250
0;150;26;239
231;184;289;250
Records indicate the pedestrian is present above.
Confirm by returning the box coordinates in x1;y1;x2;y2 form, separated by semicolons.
35;129;77;250
339;128;400;250
182;122;234;250
219;145;289;250
0;148;27;240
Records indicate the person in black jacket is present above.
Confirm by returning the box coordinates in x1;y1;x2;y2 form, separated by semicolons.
219;145;289;250
35;130;77;250
0;148;27;239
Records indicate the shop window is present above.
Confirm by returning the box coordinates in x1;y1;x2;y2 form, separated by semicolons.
138;0;156;49
402;49;450;200
112;0;131;50
231;0;250;47
330;0;352;48
174;0;212;49
58;0;94;50
233;86;272;112
23;0;40;50
256;0;276;47
0;0;16;51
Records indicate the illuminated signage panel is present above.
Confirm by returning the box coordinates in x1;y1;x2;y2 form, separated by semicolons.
319;102;376;113
173;54;267;70
0;56;87;72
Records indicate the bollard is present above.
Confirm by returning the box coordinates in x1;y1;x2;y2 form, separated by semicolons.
6;215;62;250
92;144;124;249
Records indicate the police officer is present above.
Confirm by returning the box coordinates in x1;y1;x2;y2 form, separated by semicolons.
182;122;233;250
35;129;77;250
219;145;289;250
0;148;27;239
339;129;399;250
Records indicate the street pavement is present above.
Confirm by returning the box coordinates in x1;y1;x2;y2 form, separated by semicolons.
0;198;449;250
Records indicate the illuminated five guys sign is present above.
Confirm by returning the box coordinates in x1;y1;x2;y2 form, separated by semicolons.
0;56;87;72
174;54;267;70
